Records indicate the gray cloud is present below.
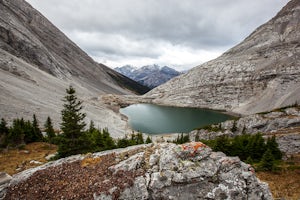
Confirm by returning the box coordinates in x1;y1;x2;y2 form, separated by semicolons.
26;0;289;70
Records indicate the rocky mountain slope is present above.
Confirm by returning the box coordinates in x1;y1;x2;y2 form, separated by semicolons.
115;64;181;88
0;142;272;199
190;106;300;156
145;0;300;115
0;0;148;136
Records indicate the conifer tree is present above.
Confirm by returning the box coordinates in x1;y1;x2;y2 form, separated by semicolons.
88;120;96;133
136;133;144;144
32;114;43;142
145;135;152;144
0;118;9;147
58;86;87;157
259;148;275;171
213;135;231;155
8;118;25;146
266;135;282;160
23;120;34;143
44;116;55;140
0;118;8;135
231;120;237;132
102;128;116;150
117;137;131;148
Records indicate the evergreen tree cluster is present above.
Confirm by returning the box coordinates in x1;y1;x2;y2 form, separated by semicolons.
56;86;153;158
172;133;190;144
200;133;282;171
117;133;152;148
0;115;44;148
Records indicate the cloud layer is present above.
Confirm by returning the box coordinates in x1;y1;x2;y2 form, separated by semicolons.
26;0;289;71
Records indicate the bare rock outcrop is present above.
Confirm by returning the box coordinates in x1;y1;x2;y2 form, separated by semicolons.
145;0;300;115
1;143;272;199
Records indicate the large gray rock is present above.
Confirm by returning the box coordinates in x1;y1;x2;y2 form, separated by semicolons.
0;172;12;200
3;143;272;199
144;0;300;115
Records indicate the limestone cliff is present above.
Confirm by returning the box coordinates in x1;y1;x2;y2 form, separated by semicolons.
0;143;272;199
145;0;300;115
0;0;148;136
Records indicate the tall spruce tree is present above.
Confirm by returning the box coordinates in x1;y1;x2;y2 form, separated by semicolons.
0;118;9;147
44;116;55;140
259;148;276;171
145;135;152;144
0;118;8;135
58;86;87;157
32;114;43;142
266;135;282;160
8;118;25;146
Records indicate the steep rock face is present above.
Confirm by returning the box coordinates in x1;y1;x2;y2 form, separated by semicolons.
115;65;181;88
145;0;300;115
0;0;130;94
0;0;147;135
1;143;272;199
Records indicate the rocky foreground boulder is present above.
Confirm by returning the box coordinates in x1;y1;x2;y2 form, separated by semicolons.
1;143;272;199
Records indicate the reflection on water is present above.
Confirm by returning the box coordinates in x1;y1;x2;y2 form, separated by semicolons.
120;104;232;134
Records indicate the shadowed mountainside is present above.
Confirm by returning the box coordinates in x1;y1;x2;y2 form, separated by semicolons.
0;0;147;136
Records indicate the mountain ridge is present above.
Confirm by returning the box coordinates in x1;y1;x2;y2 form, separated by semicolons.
115;64;181;88
144;0;300;115
0;0;147;136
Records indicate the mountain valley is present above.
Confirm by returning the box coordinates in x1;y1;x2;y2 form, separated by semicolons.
0;0;300;199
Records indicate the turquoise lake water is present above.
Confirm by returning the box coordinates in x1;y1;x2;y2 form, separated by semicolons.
120;104;232;134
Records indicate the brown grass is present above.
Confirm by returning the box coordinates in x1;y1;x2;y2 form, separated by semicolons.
80;157;102;167
256;153;300;200
0;142;57;175
257;170;300;200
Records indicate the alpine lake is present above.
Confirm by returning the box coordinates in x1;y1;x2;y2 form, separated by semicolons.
120;104;233;134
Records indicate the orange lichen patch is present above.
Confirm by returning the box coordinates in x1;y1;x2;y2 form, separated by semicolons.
80;157;102;167
181;142;207;152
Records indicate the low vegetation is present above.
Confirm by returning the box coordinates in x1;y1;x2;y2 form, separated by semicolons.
198;133;282;171
257;153;300;199
172;133;190;144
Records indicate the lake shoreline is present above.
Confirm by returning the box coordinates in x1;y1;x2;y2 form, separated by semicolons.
120;103;233;134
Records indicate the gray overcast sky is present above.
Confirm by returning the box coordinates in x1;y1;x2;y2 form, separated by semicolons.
26;0;289;71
